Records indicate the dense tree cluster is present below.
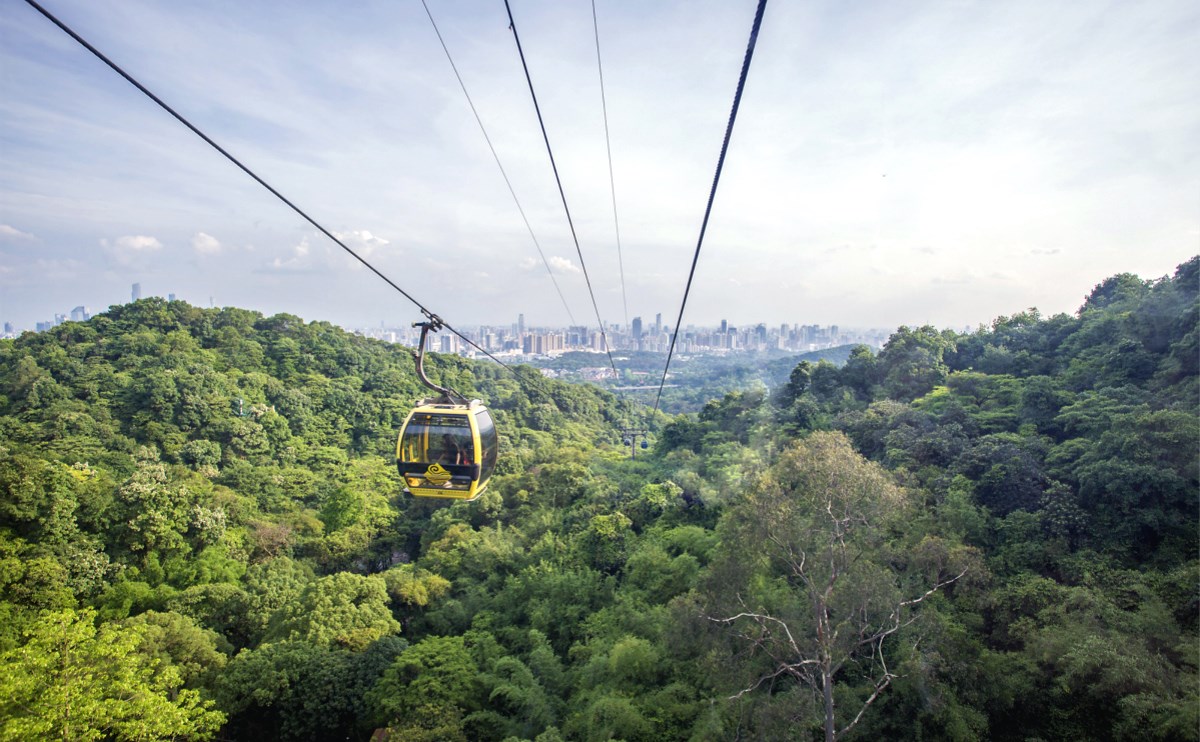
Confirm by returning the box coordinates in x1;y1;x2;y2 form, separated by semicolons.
0;258;1195;740
660;258;1198;739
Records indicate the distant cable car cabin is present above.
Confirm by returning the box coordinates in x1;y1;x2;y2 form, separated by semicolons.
396;318;498;501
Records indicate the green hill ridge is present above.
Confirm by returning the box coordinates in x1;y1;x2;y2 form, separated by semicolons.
0;258;1195;741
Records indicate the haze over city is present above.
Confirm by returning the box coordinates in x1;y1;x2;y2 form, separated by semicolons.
13;283;888;361
2;0;1196;333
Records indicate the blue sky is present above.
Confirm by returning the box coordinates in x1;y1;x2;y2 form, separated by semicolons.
1;0;1197;333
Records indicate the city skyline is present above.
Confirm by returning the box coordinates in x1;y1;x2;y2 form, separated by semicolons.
353;313;891;358
6;284;896;354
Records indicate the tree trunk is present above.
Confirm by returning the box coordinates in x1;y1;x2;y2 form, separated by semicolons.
823;660;835;742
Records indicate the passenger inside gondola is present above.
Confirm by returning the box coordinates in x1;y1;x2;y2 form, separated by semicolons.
439;434;464;465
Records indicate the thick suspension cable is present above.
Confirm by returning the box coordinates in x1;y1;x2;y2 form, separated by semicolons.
502;0;618;378
654;0;769;412
592;0;629;332
23;0;508;369
420;0;578;328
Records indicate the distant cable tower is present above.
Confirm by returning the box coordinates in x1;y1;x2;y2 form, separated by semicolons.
620;426;649;459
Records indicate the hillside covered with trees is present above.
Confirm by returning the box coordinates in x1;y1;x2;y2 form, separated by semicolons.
533;345;856;413
0;258;1196;741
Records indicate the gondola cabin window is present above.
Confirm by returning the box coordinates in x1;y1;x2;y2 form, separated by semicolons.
475;408;498;485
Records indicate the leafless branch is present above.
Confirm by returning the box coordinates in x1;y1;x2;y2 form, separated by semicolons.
899;567;968;609
837;669;895;737
724;659;820;700
709;549;970;738
706;612;806;660
836;567;970;676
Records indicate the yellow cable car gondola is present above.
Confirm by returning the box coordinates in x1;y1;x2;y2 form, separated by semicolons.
396;318;498;501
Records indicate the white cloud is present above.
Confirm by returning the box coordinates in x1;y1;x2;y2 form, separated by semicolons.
0;224;35;241
267;237;316;272
100;235;164;266
191;232;221;254
112;235;163;252
548;256;581;274
333;229;390;257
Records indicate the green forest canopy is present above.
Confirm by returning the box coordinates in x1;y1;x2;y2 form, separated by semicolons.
0;258;1195;740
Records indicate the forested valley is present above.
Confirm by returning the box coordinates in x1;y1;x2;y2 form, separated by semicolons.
1;258;1196;741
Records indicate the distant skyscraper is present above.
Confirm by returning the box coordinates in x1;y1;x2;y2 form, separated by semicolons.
518;313;526;337
168;293;176;302
632;316;643;339
720;319;728;334
131;283;142;302
3;322;13;335
655;313;662;335
70;306;89;322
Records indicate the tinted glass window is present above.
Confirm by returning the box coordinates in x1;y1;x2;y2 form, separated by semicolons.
399;413;474;465
475;408;498;481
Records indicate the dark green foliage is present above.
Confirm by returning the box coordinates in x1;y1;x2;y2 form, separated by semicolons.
876;325;957;402
0;299;651;739
368;634;479;730
216;637;406;740
0;260;1195;740
753;258;1199;739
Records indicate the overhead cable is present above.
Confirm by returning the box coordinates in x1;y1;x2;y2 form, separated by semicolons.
23;0;509;369
591;0;629;332
654;0;770;413
502;0;619;378
420;0;578;328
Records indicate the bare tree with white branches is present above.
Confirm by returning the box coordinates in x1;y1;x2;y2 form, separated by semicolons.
703;432;972;741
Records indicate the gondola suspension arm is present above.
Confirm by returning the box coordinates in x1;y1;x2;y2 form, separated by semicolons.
413;317;468;404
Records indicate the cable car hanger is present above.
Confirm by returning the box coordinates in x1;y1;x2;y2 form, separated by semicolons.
412;316;468;405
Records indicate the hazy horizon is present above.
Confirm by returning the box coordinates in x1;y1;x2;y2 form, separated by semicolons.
5;254;1191;337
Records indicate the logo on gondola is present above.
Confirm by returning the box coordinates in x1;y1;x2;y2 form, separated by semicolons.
424;463;452;484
